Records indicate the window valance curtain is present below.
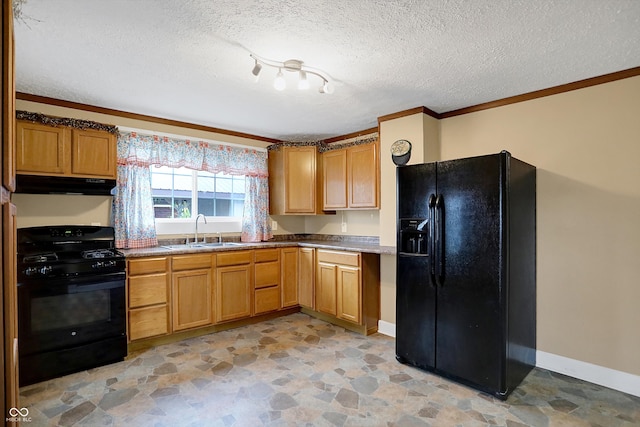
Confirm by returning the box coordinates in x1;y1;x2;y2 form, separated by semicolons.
117;132;269;177
112;132;272;248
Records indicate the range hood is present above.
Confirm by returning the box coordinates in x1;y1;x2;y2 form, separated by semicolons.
15;175;116;196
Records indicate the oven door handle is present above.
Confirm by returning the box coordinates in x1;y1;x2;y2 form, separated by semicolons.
67;280;124;294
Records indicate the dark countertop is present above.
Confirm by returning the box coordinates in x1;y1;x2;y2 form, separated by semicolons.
120;235;396;258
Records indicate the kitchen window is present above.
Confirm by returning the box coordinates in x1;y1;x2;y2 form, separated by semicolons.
150;166;246;219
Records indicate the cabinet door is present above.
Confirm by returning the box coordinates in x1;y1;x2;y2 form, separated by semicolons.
129;306;169;341
322;149;347;209
298;248;315;309
337;266;361;324
284;146;316;213
71;129;117;178
316;262;337;316
2;201;18;410
216;265;252;322
280;247;298;308
172;269;212;331
16;121;68;175
348;142;379;208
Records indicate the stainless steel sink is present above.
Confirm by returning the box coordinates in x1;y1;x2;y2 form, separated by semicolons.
160;242;245;250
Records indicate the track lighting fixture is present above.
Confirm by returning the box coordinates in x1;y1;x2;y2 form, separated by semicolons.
249;53;333;94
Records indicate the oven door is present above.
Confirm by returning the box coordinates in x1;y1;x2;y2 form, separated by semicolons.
18;272;126;356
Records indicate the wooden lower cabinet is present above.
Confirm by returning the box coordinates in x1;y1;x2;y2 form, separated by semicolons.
316;261;338;316
172;269;212;331
126;247;380;345
129;306;169;341
298;248;315;309
336;266;361;323
314;250;380;334
280;247;299;308
127;257;170;341
172;254;214;331
254;249;280;315
216;251;252;322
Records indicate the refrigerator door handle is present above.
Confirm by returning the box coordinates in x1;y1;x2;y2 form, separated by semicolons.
428;194;437;285
434;194;445;286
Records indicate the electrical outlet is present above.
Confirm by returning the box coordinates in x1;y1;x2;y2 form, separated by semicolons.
272;220;278;231
341;222;347;233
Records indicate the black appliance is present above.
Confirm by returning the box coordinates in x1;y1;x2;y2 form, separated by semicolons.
15;175;116;195
17;226;127;386
395;151;536;399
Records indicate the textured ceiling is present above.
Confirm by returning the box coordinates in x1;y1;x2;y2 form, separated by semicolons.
13;0;640;141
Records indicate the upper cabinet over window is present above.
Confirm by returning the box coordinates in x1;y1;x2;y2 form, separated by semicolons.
322;140;380;210
16;119;117;180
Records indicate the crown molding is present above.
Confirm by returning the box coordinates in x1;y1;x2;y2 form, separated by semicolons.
15;92;280;144
440;66;640;118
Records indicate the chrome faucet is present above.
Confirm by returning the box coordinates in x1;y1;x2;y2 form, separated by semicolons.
194;214;207;243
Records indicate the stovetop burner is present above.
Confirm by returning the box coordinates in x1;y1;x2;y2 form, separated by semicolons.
82;249;121;259
23;253;59;263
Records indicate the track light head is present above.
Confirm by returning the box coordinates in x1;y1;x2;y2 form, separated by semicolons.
319;80;334;94
298;71;309;90
274;69;286;91
251;61;262;77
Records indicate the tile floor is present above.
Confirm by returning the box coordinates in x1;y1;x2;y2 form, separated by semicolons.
19;313;640;426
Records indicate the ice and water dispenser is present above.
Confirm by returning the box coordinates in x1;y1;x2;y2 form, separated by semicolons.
399;218;429;255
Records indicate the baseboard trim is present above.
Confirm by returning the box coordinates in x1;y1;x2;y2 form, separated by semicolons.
377;320;396;338
536;350;640;397
377;321;639;397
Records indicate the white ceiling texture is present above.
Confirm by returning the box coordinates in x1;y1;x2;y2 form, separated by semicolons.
13;0;640;141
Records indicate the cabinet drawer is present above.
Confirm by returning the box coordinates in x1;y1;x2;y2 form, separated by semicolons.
254;248;279;263
255;286;280;314
255;261;279;289
128;274;168;308
172;254;213;271
129;305;169;341
128;257;168;275
217;250;253;267
317;250;360;267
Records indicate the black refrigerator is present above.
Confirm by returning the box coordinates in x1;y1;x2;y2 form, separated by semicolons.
395;151;536;400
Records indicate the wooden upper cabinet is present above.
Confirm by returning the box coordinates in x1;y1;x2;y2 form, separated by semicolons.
16;120;117;179
16;121;69;175
322;149;347;209
71;129;117;178
285;147;316;213
269;145;327;215
322;140;380;210
348;142;379;208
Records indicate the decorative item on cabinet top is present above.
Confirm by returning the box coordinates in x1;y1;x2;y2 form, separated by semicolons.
16;111;119;136
266;133;378;152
